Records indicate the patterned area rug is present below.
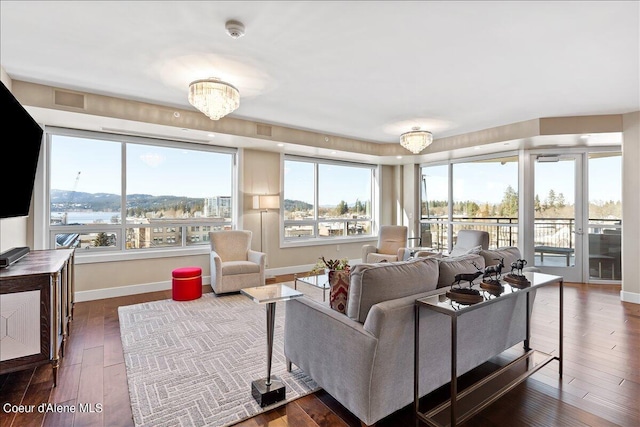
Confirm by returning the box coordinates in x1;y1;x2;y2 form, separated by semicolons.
118;287;320;427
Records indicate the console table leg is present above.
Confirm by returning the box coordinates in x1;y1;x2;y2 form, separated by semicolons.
414;304;420;415
450;316;457;427
559;279;563;378
524;293;531;351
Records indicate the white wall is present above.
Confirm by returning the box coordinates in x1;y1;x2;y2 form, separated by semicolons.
0;217;28;252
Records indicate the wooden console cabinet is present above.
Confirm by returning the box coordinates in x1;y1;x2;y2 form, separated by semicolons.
0;249;75;386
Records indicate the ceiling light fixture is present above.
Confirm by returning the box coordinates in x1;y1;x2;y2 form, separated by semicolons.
400;127;433;154
188;78;240;120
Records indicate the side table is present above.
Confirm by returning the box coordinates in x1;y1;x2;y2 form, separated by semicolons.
241;284;303;407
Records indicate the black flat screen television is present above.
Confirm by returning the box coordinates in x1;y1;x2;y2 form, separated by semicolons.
0;82;44;218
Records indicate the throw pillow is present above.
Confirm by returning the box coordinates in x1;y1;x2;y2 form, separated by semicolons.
467;245;483;255
480;247;522;271
328;269;350;314
414;250;443;258
347;257;439;323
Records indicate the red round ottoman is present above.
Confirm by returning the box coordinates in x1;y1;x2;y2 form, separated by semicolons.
172;266;202;301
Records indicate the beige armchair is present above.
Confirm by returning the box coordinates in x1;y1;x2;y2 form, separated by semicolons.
361;225;410;263
449;229;489;257
209;230;266;294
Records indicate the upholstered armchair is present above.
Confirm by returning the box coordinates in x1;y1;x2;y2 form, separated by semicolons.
209;230;266;294
449;229;490;257
361;225;410;263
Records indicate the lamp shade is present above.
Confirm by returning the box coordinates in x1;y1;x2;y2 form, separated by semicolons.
253;195;280;210
188;78;240;120
400;127;433;154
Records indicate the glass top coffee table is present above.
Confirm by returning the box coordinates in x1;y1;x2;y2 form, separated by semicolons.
293;272;330;302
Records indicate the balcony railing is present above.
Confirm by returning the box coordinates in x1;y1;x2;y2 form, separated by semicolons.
418;216;621;251
419;217;520;251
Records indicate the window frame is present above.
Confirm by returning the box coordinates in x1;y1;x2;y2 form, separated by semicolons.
419;151;521;252
281;155;378;247
36;127;238;262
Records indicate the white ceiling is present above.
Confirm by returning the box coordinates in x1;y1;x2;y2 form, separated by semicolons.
1;1;638;146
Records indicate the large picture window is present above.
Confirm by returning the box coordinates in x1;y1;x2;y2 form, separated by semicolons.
47;128;236;254
283;156;375;242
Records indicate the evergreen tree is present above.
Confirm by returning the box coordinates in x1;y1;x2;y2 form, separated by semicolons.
466;201;479;216
93;232;111;247
546;189;557;209
499;185;518;217
354;199;364;214
336;200;348;215
556;193;566;209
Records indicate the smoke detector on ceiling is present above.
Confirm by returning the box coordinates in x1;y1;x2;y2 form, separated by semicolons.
225;20;245;39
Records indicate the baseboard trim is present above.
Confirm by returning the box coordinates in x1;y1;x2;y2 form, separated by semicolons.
73;260;365;302
620;290;640;304
75;277;212;302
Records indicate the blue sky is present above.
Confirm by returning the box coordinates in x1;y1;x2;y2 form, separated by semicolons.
50;135;232;198
51;135;621;205
424;156;621;205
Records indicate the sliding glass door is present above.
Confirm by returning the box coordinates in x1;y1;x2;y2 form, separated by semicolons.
532;154;584;282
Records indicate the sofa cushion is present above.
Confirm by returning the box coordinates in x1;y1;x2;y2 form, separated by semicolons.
437;254;485;288
367;252;398;263
480;247;522;271
221;260;261;275
347;257;439;323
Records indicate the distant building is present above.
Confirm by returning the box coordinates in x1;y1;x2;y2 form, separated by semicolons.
204;196;231;219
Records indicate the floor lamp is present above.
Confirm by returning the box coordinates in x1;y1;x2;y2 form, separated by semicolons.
252;194;280;254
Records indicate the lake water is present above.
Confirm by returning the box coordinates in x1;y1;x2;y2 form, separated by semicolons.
51;211;121;224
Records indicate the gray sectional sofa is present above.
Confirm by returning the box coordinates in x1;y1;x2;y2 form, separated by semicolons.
284;255;533;426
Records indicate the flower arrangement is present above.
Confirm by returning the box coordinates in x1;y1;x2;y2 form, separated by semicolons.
311;256;350;274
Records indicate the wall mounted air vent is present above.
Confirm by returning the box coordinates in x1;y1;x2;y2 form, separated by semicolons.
256;124;272;137
54;90;85;110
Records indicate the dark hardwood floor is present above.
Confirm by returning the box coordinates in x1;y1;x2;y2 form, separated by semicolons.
1;278;638;427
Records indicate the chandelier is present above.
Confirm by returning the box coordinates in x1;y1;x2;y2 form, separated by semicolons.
400;127;433;154
188;78;240;120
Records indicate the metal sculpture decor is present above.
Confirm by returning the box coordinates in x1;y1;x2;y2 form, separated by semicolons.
452;262;484;288
510;259;527;275
504;258;531;288
480;258;505;295
482;258;505;283
447;262;484;305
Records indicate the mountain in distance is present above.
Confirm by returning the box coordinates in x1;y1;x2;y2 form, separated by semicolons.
50;189;205;212
50;190;316;212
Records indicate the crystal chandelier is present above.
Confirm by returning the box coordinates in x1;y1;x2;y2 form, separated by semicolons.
188;78;240;120
400;127;433;154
